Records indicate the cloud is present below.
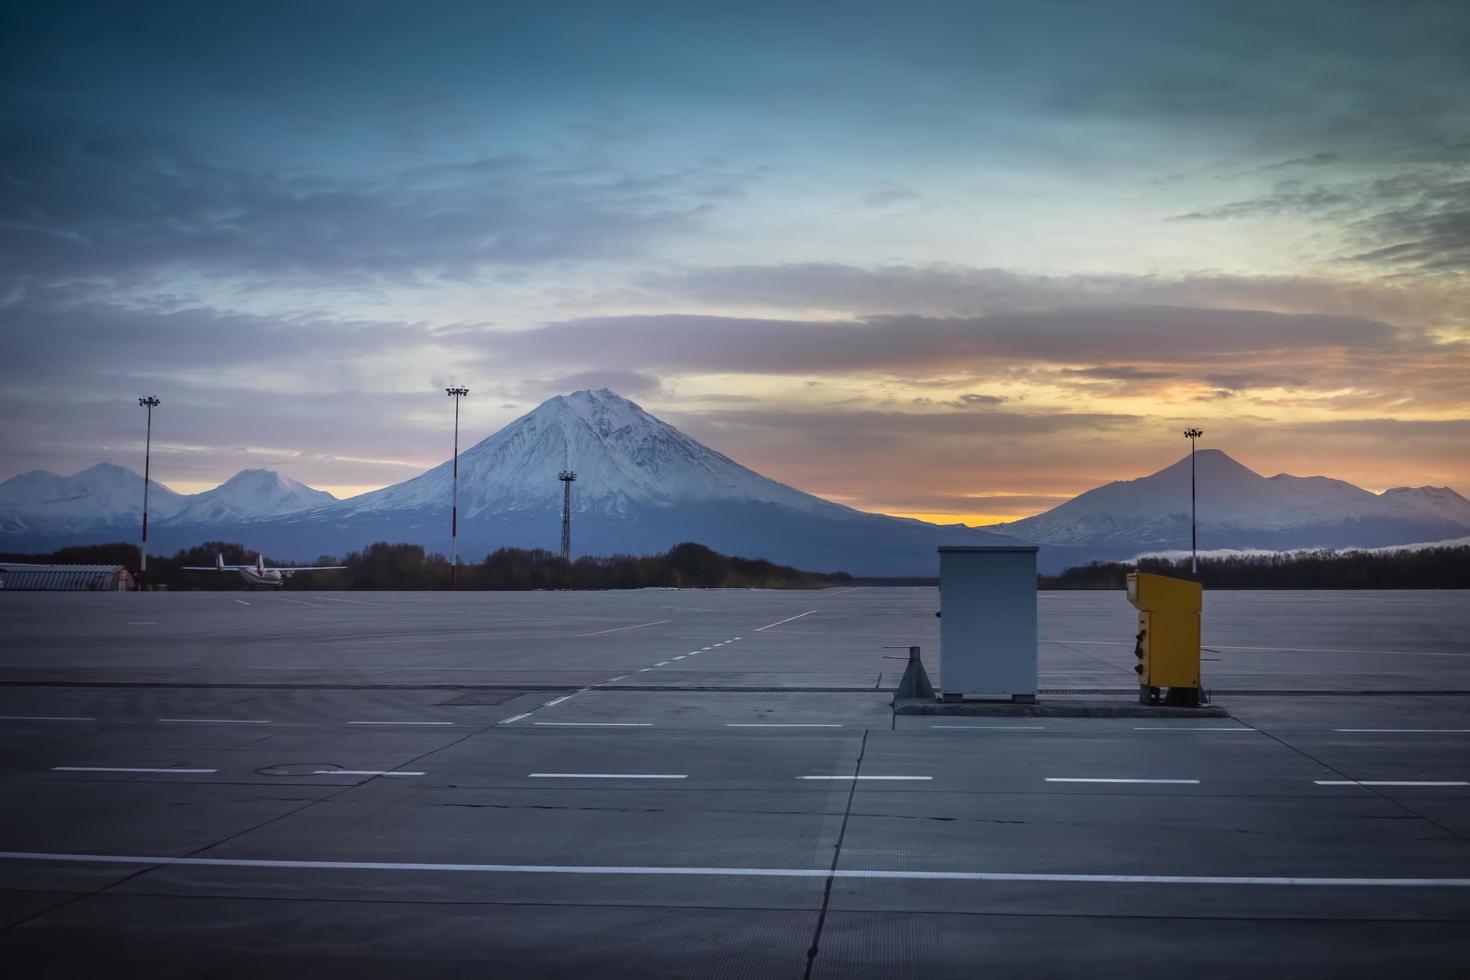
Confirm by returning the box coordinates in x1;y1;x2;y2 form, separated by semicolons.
515;370;665;400
637;262;1468;327
484;307;1425;377
0;109;750;293
1175;170;1470;273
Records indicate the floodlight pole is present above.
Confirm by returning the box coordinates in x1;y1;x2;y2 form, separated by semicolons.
558;471;577;560
446;387;469;589
138;397;160;581
1183;427;1204;575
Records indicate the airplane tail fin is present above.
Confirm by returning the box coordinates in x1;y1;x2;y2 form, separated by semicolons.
216;553;224;572
257;554;265;576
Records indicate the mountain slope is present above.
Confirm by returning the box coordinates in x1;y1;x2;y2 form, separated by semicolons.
171;469;337;524
340;388;856;519
295;388;1023;574
986;449;1470;555
0;463;184;533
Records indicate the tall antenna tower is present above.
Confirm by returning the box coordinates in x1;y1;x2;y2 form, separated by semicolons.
558;470;577;560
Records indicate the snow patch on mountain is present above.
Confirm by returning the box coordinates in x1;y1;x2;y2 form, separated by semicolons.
985;449;1470;550
0;463;184;532
171;469;336;524
339;388;859;519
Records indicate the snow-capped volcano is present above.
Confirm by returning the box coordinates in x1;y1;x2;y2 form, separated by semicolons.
0;465;332;535
0;463;184;533
340;388;855;519
984;449;1470;555
171;468;337;524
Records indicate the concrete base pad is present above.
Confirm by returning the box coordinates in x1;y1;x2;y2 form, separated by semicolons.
893;698;1230;718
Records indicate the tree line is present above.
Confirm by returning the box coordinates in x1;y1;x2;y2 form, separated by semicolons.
1038;546;1470;589
1;541;853;591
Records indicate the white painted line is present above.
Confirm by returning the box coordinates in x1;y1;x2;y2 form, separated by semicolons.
52;767;217;774
0;715;96;722
604;676;628;683
528;773;687;779
347;721;455;726
1335;729;1470;734
312;595;368;605
1315;780;1467;787
754;610;818;632
157;718;271;725
801;775;932;781
1132;727;1255;732
234;599;251;605
700;647;713;651
638;668;652;672
672;656;687;661
1047;778;1200;784
313;770;424;777
269;595;321;607
542;696;573;708
533;722;653;727
930;725;1046;731
654;662;670;667
577;620;671;638
728;723;842;728
499;713;533;725
3;851;1468;887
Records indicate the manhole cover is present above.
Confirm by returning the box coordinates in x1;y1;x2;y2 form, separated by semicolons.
257;763;343;776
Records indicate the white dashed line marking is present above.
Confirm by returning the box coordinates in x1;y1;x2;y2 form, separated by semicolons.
499;713;533;725
1315;780;1467;787
53;767;217;774
754;610;817;632
577;620;671;637
930;725;1046;731
347;721;454;726
157;718;271;725
528;773;687;780
1334;729;1470;734
728;724;842;728
533;722;653;728
0;716;96;722
313;770;424;777
542;696;573;708
801;775;931;781
1047;778;1200;784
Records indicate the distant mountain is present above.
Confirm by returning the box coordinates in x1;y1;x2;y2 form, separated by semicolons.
279;388;1031;575
171;469;336;524
0;463;184;534
8;395;1462;574
1379;486;1470;527
339;388;857;520
983;449;1470;557
0;465;330;535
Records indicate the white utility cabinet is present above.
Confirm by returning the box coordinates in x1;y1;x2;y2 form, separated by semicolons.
938;545;1039;701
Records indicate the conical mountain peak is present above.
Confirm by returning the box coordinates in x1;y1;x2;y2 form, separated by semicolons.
341;389;855;520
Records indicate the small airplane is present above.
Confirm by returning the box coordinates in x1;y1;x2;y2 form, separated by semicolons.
183;552;346;589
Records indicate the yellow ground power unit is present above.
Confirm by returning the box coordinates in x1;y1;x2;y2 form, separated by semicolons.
1126;571;1203;707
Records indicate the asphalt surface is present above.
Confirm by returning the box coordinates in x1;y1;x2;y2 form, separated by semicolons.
0;587;1467;977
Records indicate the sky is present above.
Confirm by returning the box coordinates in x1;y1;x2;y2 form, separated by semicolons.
1;0;1466;524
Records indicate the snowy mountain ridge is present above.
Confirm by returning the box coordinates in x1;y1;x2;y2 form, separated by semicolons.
338;388;857;519
983;449;1470;551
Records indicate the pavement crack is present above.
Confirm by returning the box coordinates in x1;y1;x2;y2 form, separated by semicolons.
803;729;866;980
